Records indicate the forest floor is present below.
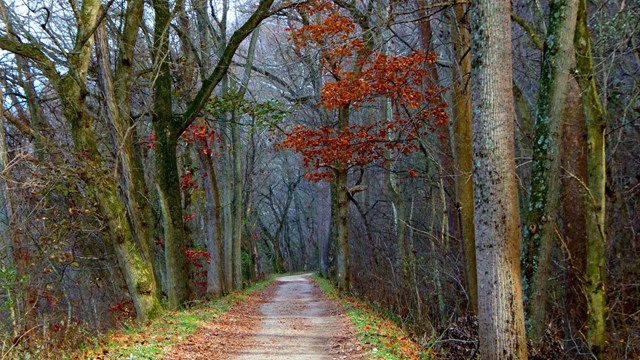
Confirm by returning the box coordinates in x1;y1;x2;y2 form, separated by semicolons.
163;274;364;359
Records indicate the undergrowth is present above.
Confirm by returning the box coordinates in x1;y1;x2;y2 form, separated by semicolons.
72;278;273;360
312;274;434;360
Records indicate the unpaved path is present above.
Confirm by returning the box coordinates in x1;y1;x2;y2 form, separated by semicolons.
164;274;363;359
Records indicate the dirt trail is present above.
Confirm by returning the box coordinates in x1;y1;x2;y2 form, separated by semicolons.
164;274;362;360
232;274;358;359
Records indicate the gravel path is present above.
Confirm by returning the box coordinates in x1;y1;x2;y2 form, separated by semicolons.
164;273;362;360
232;274;355;359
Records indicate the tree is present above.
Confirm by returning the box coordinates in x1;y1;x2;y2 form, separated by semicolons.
150;0;190;309
448;1;478;314
0;0;163;323
470;0;528;357
148;0;276;306
574;0;607;356
279;0;446;291
522;0;578;340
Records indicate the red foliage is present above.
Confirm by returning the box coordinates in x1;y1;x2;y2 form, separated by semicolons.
183;213;197;221
278;124;418;181
108;300;135;322
181;122;220;155
138;133;157;150
279;1;448;181
185;249;211;268
180;171;198;190
185;249;211;295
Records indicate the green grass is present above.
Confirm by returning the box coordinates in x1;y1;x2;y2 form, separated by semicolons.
312;275;433;360
75;278;273;359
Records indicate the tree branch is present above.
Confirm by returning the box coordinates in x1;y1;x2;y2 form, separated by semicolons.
0;36;61;87
511;12;544;50
178;0;275;134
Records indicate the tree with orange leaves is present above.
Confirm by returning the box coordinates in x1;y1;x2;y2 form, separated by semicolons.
278;0;447;291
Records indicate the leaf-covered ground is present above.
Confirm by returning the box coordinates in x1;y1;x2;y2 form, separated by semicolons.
77;279;274;359
312;276;431;360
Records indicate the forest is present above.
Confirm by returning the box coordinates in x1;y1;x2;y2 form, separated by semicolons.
0;0;638;358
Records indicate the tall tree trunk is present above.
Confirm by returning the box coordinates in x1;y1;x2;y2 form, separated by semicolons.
231;27;260;289
415;0;459;256
450;2;478;314
560;76;588;353
335;107;350;292
231;111;243;289
72;1;163;323
574;1;607;356
200;147;224;297
383;96;411;296
95;12;161;297
522;0;579;341
152;0;189;308
114;0;164;294
222;136;234;291
470;0;528;358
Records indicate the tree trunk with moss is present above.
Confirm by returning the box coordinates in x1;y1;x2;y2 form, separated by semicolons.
152;0;189;308
522;0;578;341
574;1;607;356
95;2;162;296
0;0;163;324
470;0;528;357
450;2;478;314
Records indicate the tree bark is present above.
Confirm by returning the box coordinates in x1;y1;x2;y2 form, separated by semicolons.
152;0;189;308
450;2;478;314
231;110;244;289
199;147;224;297
560;76;588;353
574;1;607;356
95;7;161;296
231;27;260;289
335;107;350;292
470;0;528;358
522;0;578;341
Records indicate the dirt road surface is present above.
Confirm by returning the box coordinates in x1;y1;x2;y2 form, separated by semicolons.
164;274;363;359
